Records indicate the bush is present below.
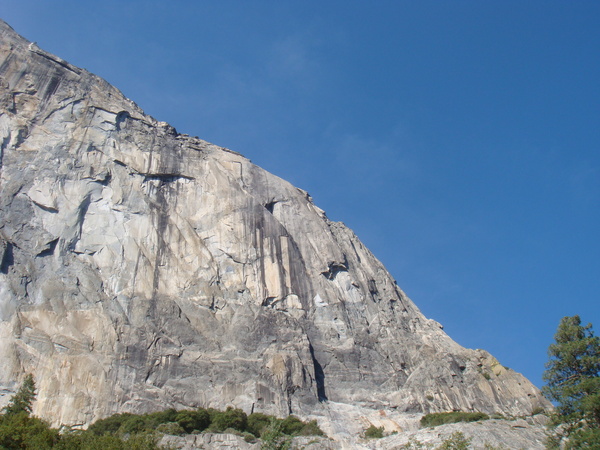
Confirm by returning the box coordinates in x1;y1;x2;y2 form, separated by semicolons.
210;406;248;432
55;430;127;449
88;412;135;435
124;431;160;450
297;419;324;436
530;406;546;416
420;411;489;428
156;421;186;436
0;412;60;449
260;418;291;450
119;415;147;435
364;425;384;439
437;431;471;449
87;407;210;437
145;408;178;428
280;415;305;435
175;409;210;433
247;412;273;437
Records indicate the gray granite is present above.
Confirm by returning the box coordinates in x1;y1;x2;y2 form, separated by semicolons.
0;18;550;447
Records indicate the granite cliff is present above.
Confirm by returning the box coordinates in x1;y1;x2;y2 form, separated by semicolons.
0;18;549;436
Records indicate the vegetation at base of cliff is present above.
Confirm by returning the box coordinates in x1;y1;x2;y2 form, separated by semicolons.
542;315;600;449
0;375;324;449
88;406;323;439
420;411;489;427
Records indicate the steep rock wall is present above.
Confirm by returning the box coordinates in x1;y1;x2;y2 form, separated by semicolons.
0;20;549;427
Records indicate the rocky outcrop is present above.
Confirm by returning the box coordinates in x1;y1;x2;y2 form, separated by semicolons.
367;416;549;449
0;17;549;434
160;433;335;450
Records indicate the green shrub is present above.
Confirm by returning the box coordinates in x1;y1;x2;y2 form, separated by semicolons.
175;409;210;433
126;431;160;450
278;415;325;437
246;413;324;438
145;408;178;428
280;415;305;435
436;431;471;449
55;430;127;449
0;412;60;449
210;406;248;432
119;415;147;435
260;418;291;450
297;419;324;436
247;412;274;437
206;408;222;422
364;425;384;439
530;406;546;416
88;413;135;435
420;411;489;428
156;421;186;435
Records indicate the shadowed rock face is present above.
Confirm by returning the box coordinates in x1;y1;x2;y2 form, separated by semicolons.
0;19;550;427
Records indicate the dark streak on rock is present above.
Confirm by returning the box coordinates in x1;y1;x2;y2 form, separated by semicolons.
309;343;327;402
43;75;61;102
0;242;14;274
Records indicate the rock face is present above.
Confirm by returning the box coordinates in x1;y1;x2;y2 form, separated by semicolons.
366;416;550;450
0;18;549;430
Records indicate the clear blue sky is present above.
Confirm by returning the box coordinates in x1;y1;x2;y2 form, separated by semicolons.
3;1;599;389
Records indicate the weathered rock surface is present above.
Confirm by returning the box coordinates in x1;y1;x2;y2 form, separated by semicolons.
0;18;549;446
160;432;260;450
367;416;549;449
160;433;335;450
159;415;550;450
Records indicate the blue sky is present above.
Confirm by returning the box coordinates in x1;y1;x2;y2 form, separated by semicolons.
3;1;599;389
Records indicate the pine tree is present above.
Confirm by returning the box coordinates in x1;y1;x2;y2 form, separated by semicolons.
3;374;36;416
542;315;600;449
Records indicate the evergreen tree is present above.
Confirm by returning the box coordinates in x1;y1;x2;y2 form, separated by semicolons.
3;374;36;416
542;315;600;449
